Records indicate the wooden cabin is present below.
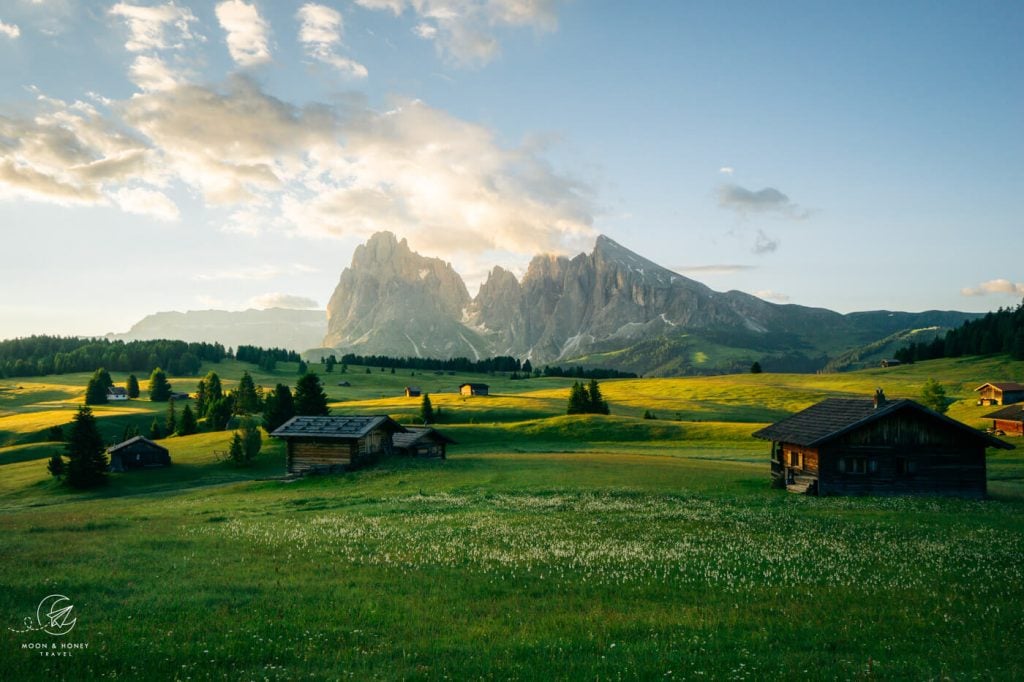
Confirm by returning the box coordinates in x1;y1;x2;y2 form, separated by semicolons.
753;389;1012;498
460;383;489;397
880;359;902;368
392;427;455;459
106;386;129;401
975;382;1024;406
108;436;171;472
270;415;406;476
983;404;1024;437
404;386;422;397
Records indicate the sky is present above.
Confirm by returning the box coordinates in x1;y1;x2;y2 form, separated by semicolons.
0;0;1021;339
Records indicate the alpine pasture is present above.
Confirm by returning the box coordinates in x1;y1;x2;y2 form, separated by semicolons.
2;357;1023;679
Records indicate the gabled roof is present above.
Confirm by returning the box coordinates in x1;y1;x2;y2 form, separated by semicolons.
974;382;1024;392
983;404;1024;421
270;415;406;439
752;397;1012;450
107;386;128;395
108;435;168;454
393;427;456;449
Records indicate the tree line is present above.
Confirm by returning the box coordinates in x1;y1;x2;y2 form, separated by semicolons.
0;336;227;378
333;352;637;379
894;300;1024;364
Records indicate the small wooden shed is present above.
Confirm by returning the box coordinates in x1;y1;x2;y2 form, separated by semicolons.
270;415;406;476
975;382;1024;406
392;427;455;459
983;404;1024;437
108;436;171;472
106;386;129;401
460;383;489;396
404;386;422;397
753;389;1012;498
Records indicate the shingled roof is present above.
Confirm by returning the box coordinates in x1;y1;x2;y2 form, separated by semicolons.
107;435;167;454
392;426;456;449
975;382;1024;392
752;397;1012;449
270;415;405;439
983;404;1024;421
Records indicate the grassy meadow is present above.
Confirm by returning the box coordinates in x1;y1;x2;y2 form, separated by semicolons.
1;355;1023;679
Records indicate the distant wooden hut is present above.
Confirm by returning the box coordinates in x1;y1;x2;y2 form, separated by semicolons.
753;389;1012;498
983;404;1024;437
108;436;171;472
393;427;455;459
459;383;489;396
270;415;406;476
106;386;129;401
404;386;422;397
975;382;1024;406
879;359;902;368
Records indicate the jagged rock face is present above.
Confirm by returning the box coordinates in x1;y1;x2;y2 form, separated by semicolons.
323;232;485;358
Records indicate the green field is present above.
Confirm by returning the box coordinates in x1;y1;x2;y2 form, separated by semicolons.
1;356;1023;679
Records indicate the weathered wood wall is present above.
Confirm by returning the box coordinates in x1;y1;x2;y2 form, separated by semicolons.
994;418;1024;436
287;439;356;475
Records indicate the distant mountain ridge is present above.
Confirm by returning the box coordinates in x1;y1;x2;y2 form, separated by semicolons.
322;232;980;375
110;308;326;352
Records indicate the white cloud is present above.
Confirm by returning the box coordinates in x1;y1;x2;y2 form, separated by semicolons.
111;186;179;221
109;2;199;52
128;55;183;91
961;279;1024;297
355;0;562;67
755;289;790;303
753;230;778;254
249;293;320;310
215;0;271;67
718;166;734;175
297;3;367;78
0;21;20;39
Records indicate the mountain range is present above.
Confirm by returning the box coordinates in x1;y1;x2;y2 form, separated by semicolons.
111;231;977;375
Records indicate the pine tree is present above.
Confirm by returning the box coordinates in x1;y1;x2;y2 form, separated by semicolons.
420;393;435;424
228;432;245;464
566;381;586;415
235;371;260;414
750;361;763;374
64;406;107;489
586;379;610;415
294;372;330;416
919;378;949;414
206;395;236;431
165;398;177;435
241;418;262;461
262;384;296;433
325;356;336;373
149;367;172;402
85;368;112;405
297;360;307;375
194;371;222;418
47;453;65;479
149;417;163;440
126;374;140;398
120;424;139;443
177;404;198;436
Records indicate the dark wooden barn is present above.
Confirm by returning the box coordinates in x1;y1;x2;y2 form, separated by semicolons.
270;415;406;476
404;386;422;397
753;389;1012;498
975;382;1024;406
392;427;455;459
108;436;171;472
460;383;489;396
983;404;1024;437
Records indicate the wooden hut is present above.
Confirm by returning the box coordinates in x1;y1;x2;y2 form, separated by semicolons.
983;404;1024;437
459;383;489;396
106;386;129;401
974;382;1024;406
270;415;406;476
404;386;422;397
753;389;1012;498
108;436;171;472
392;427;455;459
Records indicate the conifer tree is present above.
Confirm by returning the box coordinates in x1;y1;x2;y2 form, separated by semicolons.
177;404;198;436
85;368;112;405
194;371;222;418
567;381;587;415
241;417;262;461
235;371;260;414
262;384;296;433
228;432;245;464
126;374;140;398
64;406;107;489
294;372;330;416
149;417;163;440
586;378;610;415
919;378;949;414
47;453;65;480
420;393;435;424
206;395;236;431
149;367;172;402
165;398;177;435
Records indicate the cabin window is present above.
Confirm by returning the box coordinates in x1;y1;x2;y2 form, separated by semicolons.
787;450;803;468
897;458;917;475
839;457;875;474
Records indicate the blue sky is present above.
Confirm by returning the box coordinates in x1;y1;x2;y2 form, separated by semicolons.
0;1;1021;339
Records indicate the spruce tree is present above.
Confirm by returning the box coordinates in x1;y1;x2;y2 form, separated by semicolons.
294;372;330;416
177;404;198;436
241;418;262;461
420;393;435;424
297;360;307;375
47;453;65;479
235;371;260;413
64;406;107;489
126;374;140;398
165;398;177;435
149;417;163;440
919;379;949;414
228;432;245;464
149;368;172;402
85;368;112;405
567;382;586;415
206;395;236;431
262;384;296;433
750;361;763;374
586;379;610;415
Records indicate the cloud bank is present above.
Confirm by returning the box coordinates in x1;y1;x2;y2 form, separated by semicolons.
961;279;1024;297
297;3;367;78
249;293;320;310
215;0;271;67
